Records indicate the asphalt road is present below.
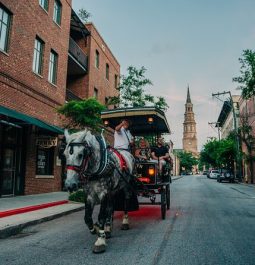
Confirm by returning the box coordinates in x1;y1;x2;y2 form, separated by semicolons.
1;175;255;265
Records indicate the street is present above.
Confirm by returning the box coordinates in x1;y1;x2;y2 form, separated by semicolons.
0;175;254;265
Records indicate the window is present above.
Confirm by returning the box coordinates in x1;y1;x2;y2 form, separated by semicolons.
48;50;58;85
39;0;48;11
53;0;62;25
105;97;108;105
0;6;11;52
94;88;98;99
36;147;54;175
106;63;109;80
95;50;99;68
32;37;44;75
114;74;118;89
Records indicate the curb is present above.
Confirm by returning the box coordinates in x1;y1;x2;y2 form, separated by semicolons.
0;205;85;239
0;200;69;218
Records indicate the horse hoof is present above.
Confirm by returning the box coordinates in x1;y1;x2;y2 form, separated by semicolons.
93;245;106;254
105;231;111;239
90;228;97;235
121;224;129;230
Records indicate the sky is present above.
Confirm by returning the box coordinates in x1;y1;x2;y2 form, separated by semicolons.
72;0;255;150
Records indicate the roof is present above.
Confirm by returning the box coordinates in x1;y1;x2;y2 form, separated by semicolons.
216;101;232;127
186;86;191;103
101;107;171;135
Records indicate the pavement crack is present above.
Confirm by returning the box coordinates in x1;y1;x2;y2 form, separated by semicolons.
151;208;180;265
230;187;252;197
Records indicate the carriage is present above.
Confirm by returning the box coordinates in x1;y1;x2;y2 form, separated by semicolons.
101;106;171;219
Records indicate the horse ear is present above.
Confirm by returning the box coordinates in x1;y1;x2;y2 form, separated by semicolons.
64;129;70;141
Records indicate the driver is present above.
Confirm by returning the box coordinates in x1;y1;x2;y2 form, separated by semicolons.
114;119;134;151
151;137;169;174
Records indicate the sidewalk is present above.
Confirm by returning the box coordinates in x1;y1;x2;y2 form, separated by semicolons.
0;192;84;239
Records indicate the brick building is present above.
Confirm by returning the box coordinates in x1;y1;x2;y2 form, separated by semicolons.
67;22;120;105
0;0;120;196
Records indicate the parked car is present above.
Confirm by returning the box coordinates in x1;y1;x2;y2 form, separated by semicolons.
203;171;209;176
217;169;235;183
209;170;220;179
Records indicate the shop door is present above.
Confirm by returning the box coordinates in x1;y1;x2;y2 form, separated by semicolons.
1;147;16;195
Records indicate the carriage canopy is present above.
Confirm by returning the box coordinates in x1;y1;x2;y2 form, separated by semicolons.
101;107;171;136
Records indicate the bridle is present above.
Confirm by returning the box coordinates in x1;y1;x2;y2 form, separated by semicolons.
66;141;92;178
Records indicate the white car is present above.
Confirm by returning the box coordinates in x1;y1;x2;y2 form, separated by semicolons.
209;170;220;179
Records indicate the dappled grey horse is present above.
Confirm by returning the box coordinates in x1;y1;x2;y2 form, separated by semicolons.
64;129;136;253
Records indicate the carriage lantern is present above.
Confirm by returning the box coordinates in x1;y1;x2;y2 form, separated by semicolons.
147;117;154;124
104;120;109;126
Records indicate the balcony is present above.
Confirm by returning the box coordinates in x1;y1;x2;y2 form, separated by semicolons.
68;38;88;76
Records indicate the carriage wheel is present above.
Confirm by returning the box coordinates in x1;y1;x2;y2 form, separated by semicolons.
166;184;170;210
161;186;166;220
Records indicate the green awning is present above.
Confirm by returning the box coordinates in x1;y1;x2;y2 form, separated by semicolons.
0;105;63;134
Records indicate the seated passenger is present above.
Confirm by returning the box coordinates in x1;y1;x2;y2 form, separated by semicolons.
135;138;151;161
150;137;169;174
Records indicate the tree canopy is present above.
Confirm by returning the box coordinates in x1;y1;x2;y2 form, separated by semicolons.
176;151;198;172
199;135;237;170
108;66;169;111
57;97;105;131
233;49;255;99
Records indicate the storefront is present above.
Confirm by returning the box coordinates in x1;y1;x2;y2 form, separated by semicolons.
0;106;63;197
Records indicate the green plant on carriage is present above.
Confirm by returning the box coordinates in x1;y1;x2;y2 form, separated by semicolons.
107;66;169;111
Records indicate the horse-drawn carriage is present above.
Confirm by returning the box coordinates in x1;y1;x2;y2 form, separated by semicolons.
101;106;171;219
63;106;172;253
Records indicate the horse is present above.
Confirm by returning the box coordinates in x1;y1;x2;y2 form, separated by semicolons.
63;129;138;253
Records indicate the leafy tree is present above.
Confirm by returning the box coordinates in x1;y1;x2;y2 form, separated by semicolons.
199;136;237;171
177;151;198;172
233;49;255;99
108;66;169;111
57;98;105;131
78;8;91;23
238;114;254;183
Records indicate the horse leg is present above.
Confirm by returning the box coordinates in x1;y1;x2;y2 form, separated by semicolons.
93;196;107;254
105;194;114;239
84;201;96;235
121;187;130;230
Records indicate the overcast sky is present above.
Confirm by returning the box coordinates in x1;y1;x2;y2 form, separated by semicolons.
73;0;255;150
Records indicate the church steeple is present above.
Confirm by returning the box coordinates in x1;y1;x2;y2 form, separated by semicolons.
186;85;191;103
182;86;198;156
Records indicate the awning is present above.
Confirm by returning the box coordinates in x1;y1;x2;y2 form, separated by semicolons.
0;105;63;134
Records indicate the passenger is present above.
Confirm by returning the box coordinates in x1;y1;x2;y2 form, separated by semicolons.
135;138;151;161
151;137;170;174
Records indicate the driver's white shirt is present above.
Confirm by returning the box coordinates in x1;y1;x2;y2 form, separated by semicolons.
114;127;133;150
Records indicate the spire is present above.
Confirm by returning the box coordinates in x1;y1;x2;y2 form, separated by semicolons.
186;85;191;103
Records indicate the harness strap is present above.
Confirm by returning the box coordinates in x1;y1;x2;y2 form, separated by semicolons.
110;148;127;171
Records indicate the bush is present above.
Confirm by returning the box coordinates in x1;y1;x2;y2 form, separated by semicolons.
68;189;85;203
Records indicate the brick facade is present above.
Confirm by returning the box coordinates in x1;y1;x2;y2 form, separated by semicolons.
68;23;120;105
0;0;72;196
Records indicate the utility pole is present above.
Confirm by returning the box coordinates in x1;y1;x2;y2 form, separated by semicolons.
212;91;242;181
208;122;221;141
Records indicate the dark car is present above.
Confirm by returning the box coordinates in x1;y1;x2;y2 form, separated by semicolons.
217;169;235;183
203;171;209;176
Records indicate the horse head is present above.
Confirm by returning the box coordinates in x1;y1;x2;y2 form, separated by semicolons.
64;129;94;192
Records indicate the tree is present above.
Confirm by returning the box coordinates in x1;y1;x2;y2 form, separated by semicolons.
78;8;91;23
57;98;105;131
233;49;255;99
199;136;237;171
177;151;198;173
108;66;169;111
238;114;254;183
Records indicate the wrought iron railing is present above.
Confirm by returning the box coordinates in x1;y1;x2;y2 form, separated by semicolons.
68;38;88;70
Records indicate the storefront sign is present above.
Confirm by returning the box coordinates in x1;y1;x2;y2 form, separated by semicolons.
36;137;58;148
